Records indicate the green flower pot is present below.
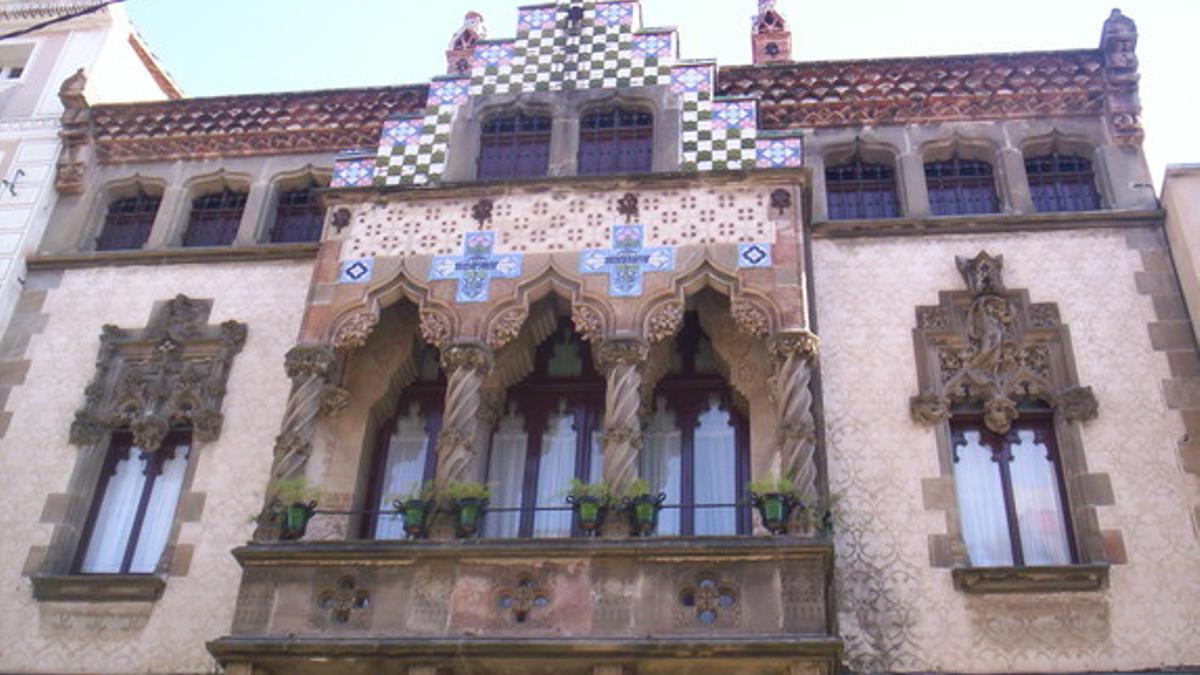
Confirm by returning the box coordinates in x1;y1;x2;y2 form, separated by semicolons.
280;500;317;541
397;498;431;539
568;495;607;536
752;492;795;535
453;498;487;538
624;493;666;537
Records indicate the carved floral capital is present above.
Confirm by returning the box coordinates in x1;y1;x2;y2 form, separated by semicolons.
645;301;684;344
284;345;337;380
440;343;493;374
332;310;380;352
596;338;649;375
768;330;820;364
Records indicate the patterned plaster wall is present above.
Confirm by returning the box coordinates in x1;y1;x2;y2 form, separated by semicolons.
0;261;312;673
814;229;1200;672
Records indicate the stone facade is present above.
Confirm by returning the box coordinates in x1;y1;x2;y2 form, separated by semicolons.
0;2;1194;674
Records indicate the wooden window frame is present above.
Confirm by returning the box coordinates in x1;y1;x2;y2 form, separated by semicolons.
577;106;654;176
477;111;553;181
925;156;1000;216
949;412;1078;567
270;181;325;243
1025;152;1102;213
182;187;247;247
825;155;901;220
73;429;192;575
95;190;161;251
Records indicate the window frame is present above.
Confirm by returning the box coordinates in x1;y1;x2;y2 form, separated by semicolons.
95;189;162;251
1025;152;1102;213
577;105;654;176
269;180;326;244
73;429;192;575
181;187;248;247
925;155;1001;216
824;154;902;220
476;110;553;181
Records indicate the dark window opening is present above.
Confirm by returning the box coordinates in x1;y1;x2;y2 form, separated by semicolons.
271;182;325;243
950;414;1076;567
1026;153;1101;213
478;112;552;181
95;190;161;251
825;156;901;220
182;187;247;247
578;106;653;176
925;156;1000;216
75;431;193;575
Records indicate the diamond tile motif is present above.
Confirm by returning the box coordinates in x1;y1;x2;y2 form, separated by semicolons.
331;157;375;188
712;100;756;130
672;65;713;94
632;32;674;60
340;257;375;284
427;78;471;107
756;137;804;168
738;243;773;268
475;41;515;68
381;118;423;146
595;2;635;26
580;224;675;297
430;231;523;303
517;6;558;32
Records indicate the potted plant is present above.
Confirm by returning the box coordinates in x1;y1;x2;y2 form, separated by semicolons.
269;476;320;541
440;481;490;538
565;478;611;536
388;481;436;540
794;493;841;536
750;473;799;535
621;479;666;537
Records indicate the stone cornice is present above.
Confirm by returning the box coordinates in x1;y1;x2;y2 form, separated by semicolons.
30;574;165;602
952;564;1110;594
810;208;1164;240
26;242;319;271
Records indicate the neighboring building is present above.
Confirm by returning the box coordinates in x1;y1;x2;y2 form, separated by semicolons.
0;2;1197;674
1162;165;1200;344
0;1;178;341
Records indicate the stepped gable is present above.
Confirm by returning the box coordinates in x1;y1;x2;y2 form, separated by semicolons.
717;49;1107;129
89;85;429;163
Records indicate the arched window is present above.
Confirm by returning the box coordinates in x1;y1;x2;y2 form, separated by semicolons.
578;106;653;176
643;312;751;536
182;187;247;247
362;347;444;539
925;155;1000;216
825;155;900;220
484;321;604;538
950;408;1075;566
270;179;325;243
1025;153;1101;213
477;111;552;181
95;189;161;251
76;430;192;574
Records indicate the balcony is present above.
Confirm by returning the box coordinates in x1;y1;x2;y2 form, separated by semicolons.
208;535;839;675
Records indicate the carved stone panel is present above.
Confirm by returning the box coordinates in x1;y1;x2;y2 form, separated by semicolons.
69;295;248;451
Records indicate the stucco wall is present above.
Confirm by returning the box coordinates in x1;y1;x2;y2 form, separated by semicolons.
815;229;1200;672
0;261;311;673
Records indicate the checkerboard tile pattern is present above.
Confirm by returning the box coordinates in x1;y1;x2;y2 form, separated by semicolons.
331;152;376;188
369;1;778;187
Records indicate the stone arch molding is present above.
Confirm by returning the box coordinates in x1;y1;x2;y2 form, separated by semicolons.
909;251;1099;433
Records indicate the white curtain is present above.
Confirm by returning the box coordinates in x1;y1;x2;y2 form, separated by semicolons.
484;407;527;538
129;442;190;573
533;402;577;537
374;403;430;540
641;398;682;535
1009;429;1072;565
953;430;1014;566
693;396;736;535
81;448;149;573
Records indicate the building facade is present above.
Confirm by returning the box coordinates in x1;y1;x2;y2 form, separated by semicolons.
0;2;1197;674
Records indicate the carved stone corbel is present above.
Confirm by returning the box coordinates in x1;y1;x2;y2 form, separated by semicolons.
419;309;452;350
69;295;247;452
435;343;494;484
332;309;380;352
597;338;649;497
488;307;528;350
571;303;603;343
644;301;684;344
1100;9;1143;147
767;330;820;498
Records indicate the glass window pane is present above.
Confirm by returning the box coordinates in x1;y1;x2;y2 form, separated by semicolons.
484;406;527;538
374;403;431;540
129;441;190;573
693;396;737;535
532;402;577;538
952;430;1014;566
81;448;149;573
641;397;682;535
1008;429;1072;565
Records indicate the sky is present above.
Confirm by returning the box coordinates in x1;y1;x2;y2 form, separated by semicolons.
123;0;1199;188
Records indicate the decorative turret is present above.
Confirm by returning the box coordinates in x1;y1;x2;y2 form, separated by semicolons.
446;11;486;75
1100;8;1142;147
752;0;791;64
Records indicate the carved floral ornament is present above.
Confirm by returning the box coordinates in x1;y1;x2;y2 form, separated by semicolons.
910;252;1099;434
70;295;248;451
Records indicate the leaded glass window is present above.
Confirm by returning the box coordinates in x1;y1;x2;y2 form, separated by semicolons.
825;157;900;219
271;182;324;243
182;188;247;247
578;106;653;176
95;191;160;251
1026;153;1101;213
925;156;1000;216
478;112;552;181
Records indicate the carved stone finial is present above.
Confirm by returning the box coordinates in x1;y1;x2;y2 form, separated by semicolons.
1100;9;1143;147
617;192;639;223
447;12;486;75
955;251;1005;297
752;0;792;64
56;68;91;194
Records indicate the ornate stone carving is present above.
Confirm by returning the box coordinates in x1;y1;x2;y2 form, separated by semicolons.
645;301;684;344
56;68;90;195
675;572;739;628
770;188;793;214
312;573;372;629
617;192;639;222
69;295;247;451
495;573;551;625
332;310;380;352
436;343;494;484
319;385;351;417
471;198;494;226
911;251;1099;434
598;338;649;497
767;330;820;498
419;309;452;349
1100;9;1143;147
331;207;351;233
488;307;527;350
732;299;771;338
571;304;603;343
285;345;337;380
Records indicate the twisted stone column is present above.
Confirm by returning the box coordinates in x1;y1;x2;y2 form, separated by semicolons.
435;343;493;485
272;345;339;481
597;339;649;497
768;331;820;499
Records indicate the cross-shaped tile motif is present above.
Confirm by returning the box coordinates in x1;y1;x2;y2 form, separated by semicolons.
580;224;675;297
430;231;523;303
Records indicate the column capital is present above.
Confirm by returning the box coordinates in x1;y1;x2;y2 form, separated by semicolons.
768;330;820;364
284;344;338;380
440;342;493;374
596;337;649;375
